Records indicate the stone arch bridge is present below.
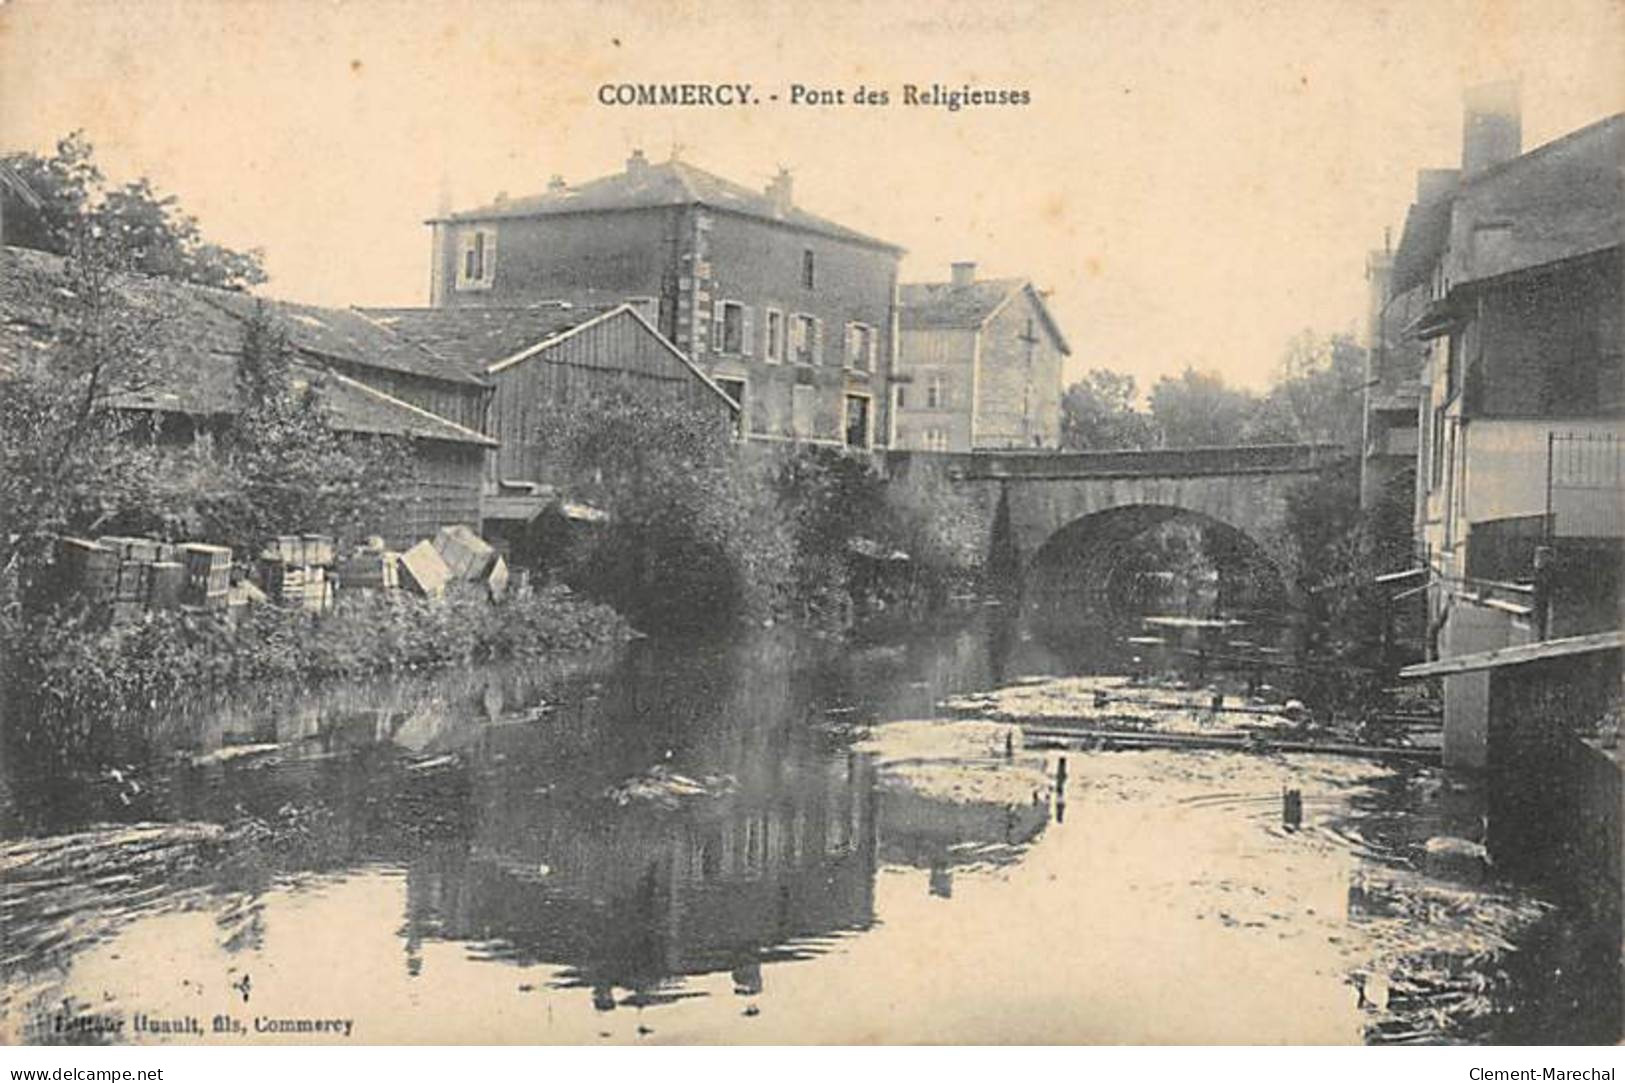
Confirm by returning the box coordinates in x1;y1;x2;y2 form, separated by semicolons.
884;444;1345;608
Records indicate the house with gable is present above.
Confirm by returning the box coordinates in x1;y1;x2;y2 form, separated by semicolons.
894;261;1071;451
424;151;903;449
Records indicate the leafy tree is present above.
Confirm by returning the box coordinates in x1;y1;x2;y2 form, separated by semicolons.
1246;330;1366;448
2;131;265;290
0;231;183;587
537;391;777;632
193;305;414;558
1059;369;1156;450
1147;366;1261;448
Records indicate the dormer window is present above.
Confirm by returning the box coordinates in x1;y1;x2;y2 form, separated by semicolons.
455;227;496;291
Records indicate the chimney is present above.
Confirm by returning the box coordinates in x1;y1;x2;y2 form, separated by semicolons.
547;174;567;192
766;167;793;214
626;149;649;177
1461;80;1521;178
951;261;977;288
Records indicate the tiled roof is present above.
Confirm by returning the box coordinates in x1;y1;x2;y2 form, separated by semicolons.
437;157;903;253
0;246;492;446
899;277;1072;354
899;278;1025;330
198;289;486;387
1449;112;1624;288
1391;113;1624;296
361;303;620;376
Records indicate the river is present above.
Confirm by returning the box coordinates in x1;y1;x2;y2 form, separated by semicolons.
0;607;1616;1044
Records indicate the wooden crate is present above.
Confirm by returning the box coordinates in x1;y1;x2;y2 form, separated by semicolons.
181;543;232;606
57;537;119;600
148;561;188;609
115;560;152;603
338;550;399;591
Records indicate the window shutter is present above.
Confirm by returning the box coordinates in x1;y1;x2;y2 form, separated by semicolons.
812;317;824;366
741;305;754;357
482;229;497;284
711;303;725;351
865;325;877;371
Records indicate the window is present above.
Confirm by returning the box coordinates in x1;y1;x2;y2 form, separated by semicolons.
1430;406;1446;490
764;308;784;362
926;374;944;409
844;394;871;448
791;314;819;365
710;301;752;355
846;323;875;370
715;377;747;438
895;384;907;410
455;227;496;290
802;249;815;290
924;427;948;451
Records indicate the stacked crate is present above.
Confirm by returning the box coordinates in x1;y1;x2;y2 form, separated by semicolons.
256;534;335;612
181;543;233;609
336;547;400;592
56;537;120;602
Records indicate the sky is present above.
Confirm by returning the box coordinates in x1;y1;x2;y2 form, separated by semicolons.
1;0;1621;392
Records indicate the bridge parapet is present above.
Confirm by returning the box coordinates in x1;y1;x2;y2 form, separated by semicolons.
946;443;1347;481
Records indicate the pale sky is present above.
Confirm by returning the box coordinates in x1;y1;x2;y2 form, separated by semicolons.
2;0;1621;391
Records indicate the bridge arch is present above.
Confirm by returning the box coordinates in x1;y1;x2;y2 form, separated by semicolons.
1021;502;1293;623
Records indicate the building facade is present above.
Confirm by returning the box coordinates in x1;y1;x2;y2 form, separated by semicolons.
1383;86;1624;768
425;152;902;449
894;263;1070;452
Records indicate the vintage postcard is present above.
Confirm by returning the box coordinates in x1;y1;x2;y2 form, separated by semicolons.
0;0;1621;1055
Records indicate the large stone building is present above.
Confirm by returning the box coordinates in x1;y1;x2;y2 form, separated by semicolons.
1383;84;1624;768
894;263;1069;452
426;152;903;449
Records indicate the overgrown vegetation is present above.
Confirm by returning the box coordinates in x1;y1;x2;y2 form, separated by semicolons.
2;585;628;753
1284;460;1420;722
537;393;984;635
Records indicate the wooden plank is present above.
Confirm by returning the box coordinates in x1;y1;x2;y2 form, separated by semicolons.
1398;630;1624;679
1021;724;1441;763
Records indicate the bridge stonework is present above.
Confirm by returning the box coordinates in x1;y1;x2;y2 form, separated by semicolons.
883;444;1345;595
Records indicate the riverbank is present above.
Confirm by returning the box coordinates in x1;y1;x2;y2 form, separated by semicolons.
0;583;631;742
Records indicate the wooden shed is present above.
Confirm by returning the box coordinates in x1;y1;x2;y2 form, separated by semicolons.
364;302;740;489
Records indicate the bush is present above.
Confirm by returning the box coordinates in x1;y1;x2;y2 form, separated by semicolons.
0;585;629;746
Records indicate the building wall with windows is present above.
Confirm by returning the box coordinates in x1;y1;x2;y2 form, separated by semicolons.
426;155;901;450
700;207;896;448
894;266;1070;452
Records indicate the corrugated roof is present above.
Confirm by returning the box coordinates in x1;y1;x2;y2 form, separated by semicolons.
361;303;620;376
0;245;493;446
437;157;903;254
899;278;1071;354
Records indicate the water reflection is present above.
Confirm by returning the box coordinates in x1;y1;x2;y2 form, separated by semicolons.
0;608;1615;1044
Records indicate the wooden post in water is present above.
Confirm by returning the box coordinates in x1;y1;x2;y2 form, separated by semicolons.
1282;787;1303;831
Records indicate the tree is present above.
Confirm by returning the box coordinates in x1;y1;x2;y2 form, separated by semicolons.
193;305;413;558
1147;366;1261;448
1246;330;1366;449
0;230;183;585
2;131;265;290
1059;369;1156;450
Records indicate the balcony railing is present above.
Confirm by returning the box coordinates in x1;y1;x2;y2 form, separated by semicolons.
1549;431;1624;538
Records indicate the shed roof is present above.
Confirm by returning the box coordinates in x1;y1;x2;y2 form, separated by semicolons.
0;245;493;446
361;303;621;377
198;289;486;387
436;156;903;254
367;301;740;412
